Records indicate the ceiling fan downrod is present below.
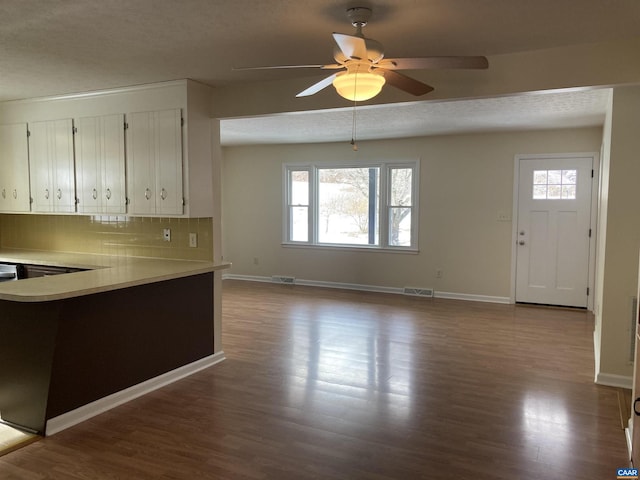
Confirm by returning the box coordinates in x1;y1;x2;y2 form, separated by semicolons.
346;7;372;37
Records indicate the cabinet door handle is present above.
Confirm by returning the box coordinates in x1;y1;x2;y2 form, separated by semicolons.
160;188;167;200
12;189;17;199
57;189;62;200
105;188;111;200
45;188;49;199
92;188;98;200
634;398;640;416
144;188;151;200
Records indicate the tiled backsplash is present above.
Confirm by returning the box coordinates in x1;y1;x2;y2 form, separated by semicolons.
0;214;213;261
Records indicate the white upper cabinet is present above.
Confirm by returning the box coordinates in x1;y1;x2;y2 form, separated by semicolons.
0;123;31;212
29;119;76;213
126;109;183;216
75;114;126;214
0;80;214;218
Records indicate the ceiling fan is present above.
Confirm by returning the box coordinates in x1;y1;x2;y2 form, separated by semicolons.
236;6;488;102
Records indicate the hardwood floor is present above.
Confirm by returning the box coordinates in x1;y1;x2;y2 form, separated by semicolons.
0;280;630;479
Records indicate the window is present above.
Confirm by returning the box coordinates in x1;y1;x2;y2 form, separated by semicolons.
533;169;577;199
285;161;418;250
287;169;309;242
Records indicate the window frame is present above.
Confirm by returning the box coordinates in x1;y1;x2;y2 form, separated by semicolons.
283;159;419;252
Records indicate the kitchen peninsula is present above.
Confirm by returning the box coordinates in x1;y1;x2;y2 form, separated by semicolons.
0;250;229;436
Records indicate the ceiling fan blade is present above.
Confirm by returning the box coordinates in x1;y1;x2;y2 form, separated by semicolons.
296;73;340;97
333;33;368;60
381;56;489;70
378;69;434;96
233;64;326;71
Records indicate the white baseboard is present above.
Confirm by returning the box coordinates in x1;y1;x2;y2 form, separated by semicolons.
45;351;226;436
295;278;401;295
222;274;273;284
434;291;511;304
595;372;633;389
223;274;510;305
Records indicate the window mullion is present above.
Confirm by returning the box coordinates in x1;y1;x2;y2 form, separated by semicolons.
380;166;389;248
310;167;318;244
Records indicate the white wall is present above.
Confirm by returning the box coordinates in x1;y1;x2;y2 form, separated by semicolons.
222;127;602;299
595;86;640;385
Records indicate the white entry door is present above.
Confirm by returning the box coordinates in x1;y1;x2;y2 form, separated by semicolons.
515;156;593;307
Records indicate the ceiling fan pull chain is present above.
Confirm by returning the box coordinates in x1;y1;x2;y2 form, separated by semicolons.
351;96;358;151
350;70;359;151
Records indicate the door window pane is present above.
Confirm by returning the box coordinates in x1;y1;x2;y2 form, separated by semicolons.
533;171;548;185
532;169;577;200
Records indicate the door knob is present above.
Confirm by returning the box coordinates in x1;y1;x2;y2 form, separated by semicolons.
634;398;640;416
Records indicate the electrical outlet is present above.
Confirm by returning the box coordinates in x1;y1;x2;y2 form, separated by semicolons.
436;269;443;278
189;233;198;248
163;228;171;242
253;257;259;265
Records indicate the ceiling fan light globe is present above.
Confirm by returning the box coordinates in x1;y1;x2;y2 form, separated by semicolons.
332;71;385;101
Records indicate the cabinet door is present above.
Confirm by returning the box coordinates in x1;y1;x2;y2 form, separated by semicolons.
28;121;54;212
155;109;183;215
51;119;75;213
126;109;183;215
76;114;126;214
75;116;101;213
101;114;126;214
29;119;75;213
126;111;157;215
0;123;30;212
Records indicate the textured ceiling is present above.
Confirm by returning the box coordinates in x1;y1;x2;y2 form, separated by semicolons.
0;1;634;145
0;0;639;102
220;88;610;145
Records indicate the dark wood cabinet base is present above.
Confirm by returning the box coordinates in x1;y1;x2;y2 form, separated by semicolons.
0;273;214;434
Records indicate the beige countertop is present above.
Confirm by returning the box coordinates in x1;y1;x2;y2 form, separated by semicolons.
0;249;230;302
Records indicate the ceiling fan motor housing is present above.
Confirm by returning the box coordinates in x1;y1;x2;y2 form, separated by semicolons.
347;7;372;27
